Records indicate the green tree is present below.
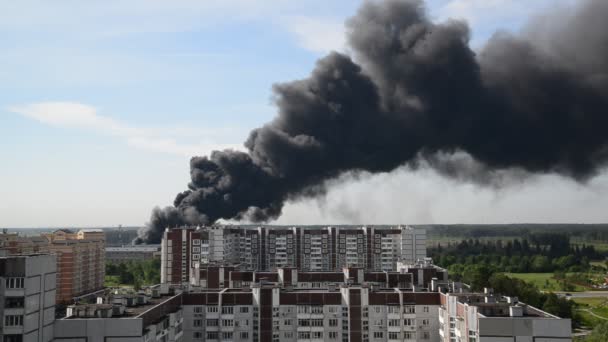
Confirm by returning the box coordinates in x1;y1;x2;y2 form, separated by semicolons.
585;321;608;341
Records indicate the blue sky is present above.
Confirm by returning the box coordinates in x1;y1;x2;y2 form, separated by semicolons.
2;0;591;228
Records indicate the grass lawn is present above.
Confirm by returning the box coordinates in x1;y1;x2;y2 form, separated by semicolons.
504;273;588;292
573;297;608;307
504;273;562;291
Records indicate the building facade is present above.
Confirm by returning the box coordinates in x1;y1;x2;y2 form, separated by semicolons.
44;230;106;303
0;254;56;342
105;245;161;263
160;226;427;285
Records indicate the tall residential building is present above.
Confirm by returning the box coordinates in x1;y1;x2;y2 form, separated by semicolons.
0;250;572;342
160;226;428;285
401;226;427;264
0;254;56;342
44;230;105;303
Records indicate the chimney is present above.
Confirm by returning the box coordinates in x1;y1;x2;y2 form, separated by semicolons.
509;306;524;317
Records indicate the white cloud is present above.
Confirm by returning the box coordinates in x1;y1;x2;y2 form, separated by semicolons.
8;101;243;157
283;16;346;54
278;165;608;225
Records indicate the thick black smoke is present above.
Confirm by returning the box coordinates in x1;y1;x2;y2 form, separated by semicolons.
136;0;608;243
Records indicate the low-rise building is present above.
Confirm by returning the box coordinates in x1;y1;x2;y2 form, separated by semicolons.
105;245;161;263
54;289;183;342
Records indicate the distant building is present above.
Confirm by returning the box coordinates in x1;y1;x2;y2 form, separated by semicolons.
0;254;56;342
160;226;428;285
105;245;161;263
401;226;427;265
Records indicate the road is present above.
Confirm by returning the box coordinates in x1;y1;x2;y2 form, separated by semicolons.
556;291;608;298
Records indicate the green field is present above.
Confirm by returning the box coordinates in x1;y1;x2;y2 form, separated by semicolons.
572;296;608;328
504;273;588;292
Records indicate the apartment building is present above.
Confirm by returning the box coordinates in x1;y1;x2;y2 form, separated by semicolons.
0;254;56;342
401;226;427;265
438;290;572;342
1;230;105;304
44;230;105;303
50;252;570;342
161;226;428;284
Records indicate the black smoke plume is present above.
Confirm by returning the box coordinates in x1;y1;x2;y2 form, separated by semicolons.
136;0;608;243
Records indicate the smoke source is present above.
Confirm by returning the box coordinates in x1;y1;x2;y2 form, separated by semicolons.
136;0;608;244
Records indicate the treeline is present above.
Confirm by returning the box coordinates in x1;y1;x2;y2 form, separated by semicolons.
105;259;161;289
450;264;577;326
427;224;608;240
430;233;601;273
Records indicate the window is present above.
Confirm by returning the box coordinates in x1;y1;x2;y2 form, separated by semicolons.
4;316;23;326
299;319;310;327
312;332;323;339
388;319;400;327
311;319;323;327
193;239;201;245
206;319;218;326
192;246;201;253
423;306;429;313
207;306;218;313
5;297;24;308
388;306;400;313
284;332;293;338
193;306;203;313
222;319;234;327
388;332;400;340
240;307;249;313
206;332;218;340
311;306;323;314
422;332;430;340
284;319;292;326
222;306;234;314
403;305;415;314
329;332;338;339
3;336;23;342
328;319;338;327
373;332;383;339
222;332;233;339
5;278;24;289
193;332;202;339
298;332;310;339
403;318;415;326
193;319;202;327
403;331;416;339
240;332;249;339
422;319;430;326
